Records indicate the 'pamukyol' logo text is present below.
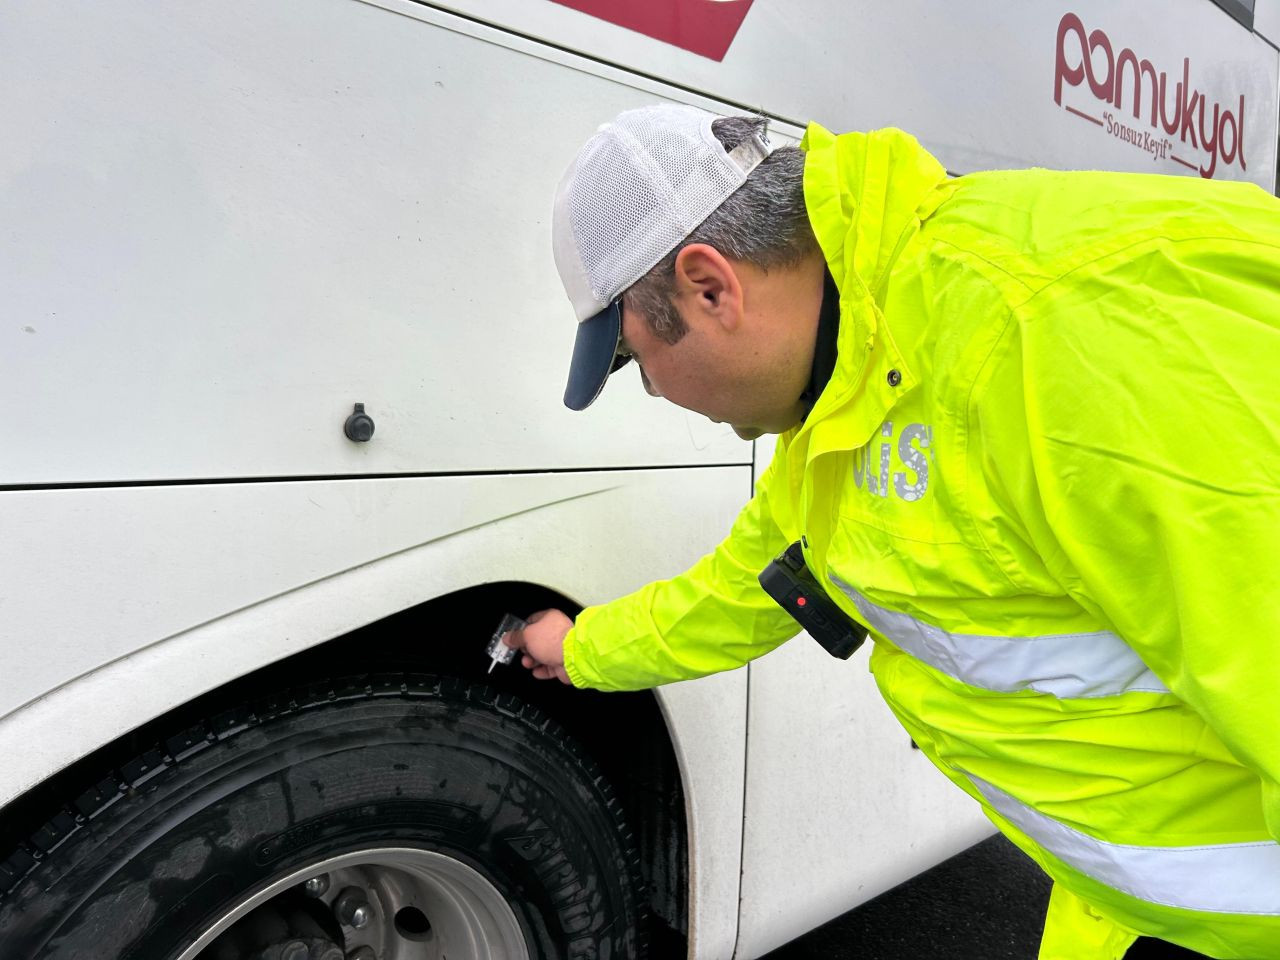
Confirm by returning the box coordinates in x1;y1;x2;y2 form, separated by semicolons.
1054;12;1247;178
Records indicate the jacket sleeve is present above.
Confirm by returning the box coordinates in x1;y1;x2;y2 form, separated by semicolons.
977;232;1280;839
563;439;800;692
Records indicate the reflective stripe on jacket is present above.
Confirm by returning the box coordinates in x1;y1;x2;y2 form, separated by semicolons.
563;124;1280;958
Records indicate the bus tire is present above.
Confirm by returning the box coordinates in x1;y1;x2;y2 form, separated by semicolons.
0;674;647;960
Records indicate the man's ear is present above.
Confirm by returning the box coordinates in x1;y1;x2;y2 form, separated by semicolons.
673;244;743;332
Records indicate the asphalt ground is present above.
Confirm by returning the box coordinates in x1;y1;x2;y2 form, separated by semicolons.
759;835;1207;960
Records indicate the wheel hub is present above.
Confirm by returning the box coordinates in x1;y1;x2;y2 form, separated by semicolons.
179;849;529;960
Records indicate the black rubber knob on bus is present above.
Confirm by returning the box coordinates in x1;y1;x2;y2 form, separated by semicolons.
343;403;375;442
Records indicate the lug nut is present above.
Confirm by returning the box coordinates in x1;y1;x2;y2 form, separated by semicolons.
334;887;373;929
279;942;309;960
303;874;331;898
346;948;377;960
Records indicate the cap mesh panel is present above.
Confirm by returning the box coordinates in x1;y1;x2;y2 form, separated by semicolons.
565;105;753;308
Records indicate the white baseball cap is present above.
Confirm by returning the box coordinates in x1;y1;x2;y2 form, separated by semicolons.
551;103;775;410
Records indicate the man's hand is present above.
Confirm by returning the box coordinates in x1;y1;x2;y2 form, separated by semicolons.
505;609;575;685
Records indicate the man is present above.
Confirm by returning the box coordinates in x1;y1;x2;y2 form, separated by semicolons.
508;103;1280;958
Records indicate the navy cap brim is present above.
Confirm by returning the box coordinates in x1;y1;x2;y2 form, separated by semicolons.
563;301;624;411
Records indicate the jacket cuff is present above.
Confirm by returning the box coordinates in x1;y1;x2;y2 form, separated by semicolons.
562;625;591;689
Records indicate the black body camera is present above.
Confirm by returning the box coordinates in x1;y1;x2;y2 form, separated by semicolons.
758;541;868;660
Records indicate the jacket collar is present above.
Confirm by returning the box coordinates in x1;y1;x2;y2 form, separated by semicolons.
785;124;951;467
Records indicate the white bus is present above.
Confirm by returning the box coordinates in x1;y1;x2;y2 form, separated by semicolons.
1;2;1275;958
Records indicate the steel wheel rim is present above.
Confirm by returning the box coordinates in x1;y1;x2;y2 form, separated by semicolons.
175;847;530;960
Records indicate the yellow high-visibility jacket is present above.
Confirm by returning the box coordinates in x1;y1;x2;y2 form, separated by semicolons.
563;124;1280;959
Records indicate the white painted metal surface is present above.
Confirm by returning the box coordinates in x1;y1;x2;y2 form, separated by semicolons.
1257;0;1280;47
658;672;749;960
0;0;749;485
434;0;1279;187
0;468;734;729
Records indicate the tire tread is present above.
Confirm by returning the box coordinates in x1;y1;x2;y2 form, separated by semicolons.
0;671;649;960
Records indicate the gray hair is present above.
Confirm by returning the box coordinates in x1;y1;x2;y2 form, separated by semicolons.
624;116;817;344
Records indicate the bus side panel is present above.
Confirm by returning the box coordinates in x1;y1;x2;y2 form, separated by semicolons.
0;0;747;487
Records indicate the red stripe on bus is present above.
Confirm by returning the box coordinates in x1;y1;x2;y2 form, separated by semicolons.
548;0;755;62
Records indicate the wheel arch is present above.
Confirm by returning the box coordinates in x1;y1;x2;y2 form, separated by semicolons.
0;580;689;949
